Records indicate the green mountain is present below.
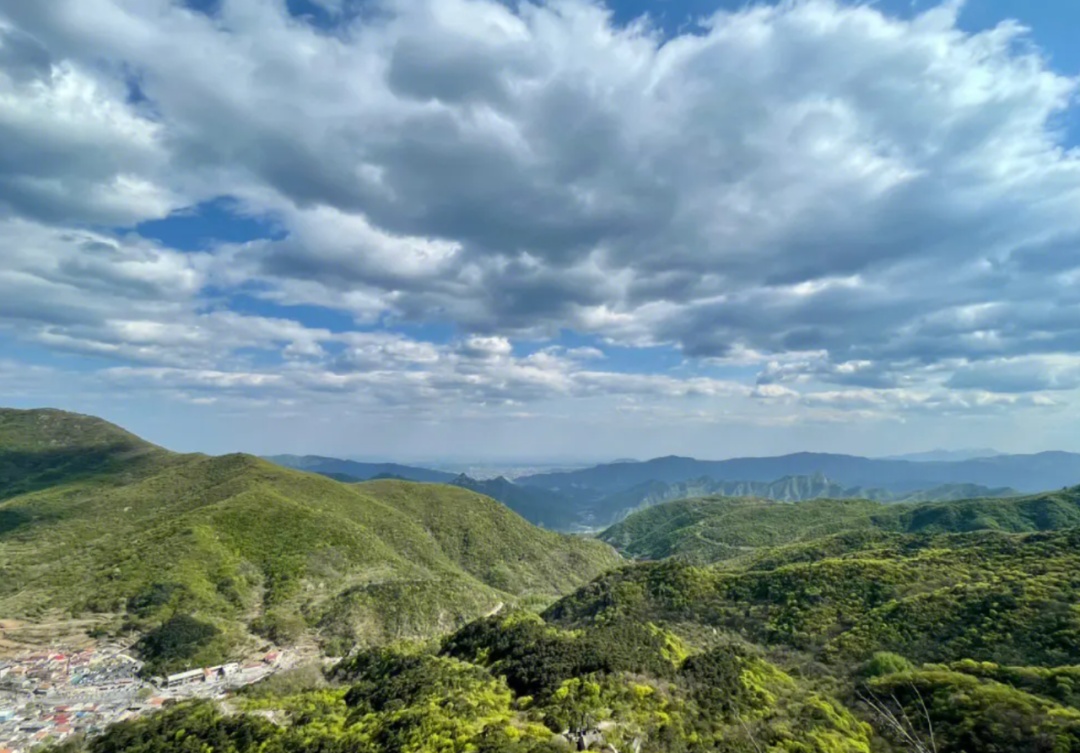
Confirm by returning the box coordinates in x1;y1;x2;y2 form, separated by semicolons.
551;528;1080;666
0;408;172;503
60;527;1080;753
590;474;1019;527
447;474;584;530
16;407;1080;753
264;454;456;483
59;617;881;753
0;408;619;672
264;452;1025;532
600;487;1080;561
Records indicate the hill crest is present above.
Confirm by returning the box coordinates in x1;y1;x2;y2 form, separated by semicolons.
0;408;620;670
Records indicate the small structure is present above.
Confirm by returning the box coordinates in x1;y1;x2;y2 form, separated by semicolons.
165;669;205;688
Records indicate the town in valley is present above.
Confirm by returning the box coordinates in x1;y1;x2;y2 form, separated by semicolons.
0;644;292;753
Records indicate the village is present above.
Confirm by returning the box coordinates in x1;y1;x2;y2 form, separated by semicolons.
0;646;290;753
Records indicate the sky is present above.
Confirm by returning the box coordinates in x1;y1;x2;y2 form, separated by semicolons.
2;0;1080;462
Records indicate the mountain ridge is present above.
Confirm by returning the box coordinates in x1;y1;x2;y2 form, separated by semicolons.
0;408;619;670
517;449;1080;494
599;486;1080;562
263;454;457;483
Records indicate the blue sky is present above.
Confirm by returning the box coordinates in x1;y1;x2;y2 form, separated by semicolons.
2;0;1080;461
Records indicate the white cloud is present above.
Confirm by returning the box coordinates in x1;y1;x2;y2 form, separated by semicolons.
2;0;1080;452
0;28;178;224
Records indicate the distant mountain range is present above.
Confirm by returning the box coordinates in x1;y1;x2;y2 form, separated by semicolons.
882;448;1003;462
264;454;457;483
587;475;1019;525
517;451;1080;495
262;449;1074;531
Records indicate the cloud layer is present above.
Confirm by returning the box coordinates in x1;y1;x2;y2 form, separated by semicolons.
1;0;1079;455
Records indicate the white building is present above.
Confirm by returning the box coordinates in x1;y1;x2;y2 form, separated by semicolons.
165;669;205;687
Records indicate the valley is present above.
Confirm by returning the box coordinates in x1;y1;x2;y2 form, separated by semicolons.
3;407;1080;753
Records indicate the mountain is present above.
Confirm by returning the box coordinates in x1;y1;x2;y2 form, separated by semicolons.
262;451;1047;533
588;474;1019;527
541;527;1080;752
446;474;582;530
30;410;1080;753
434;471;1019;533
0;407;172;502
264;454;456;483
72;528;1080;753
599;486;1080;562
553;526;1080;667
884;447;1003;462
0;408;619;672
518;450;1080;494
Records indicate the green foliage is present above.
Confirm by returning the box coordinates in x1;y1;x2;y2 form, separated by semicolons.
0;408;170;503
80;701;278;753
240;664;329;699
250;608;307;644
551;529;1080;669
19;407;1080;753
866;669;1080;753
55;617;873;753
933;660;1080;709
441;611;680;697
0;408;621;665
601;489;1080;563
680;646;755;717
860;652;913;678
134;614;230;676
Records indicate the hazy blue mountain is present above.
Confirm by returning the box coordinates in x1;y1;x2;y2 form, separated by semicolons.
446;471;1019;532
446;474;585;530
265;451;1057;532
586;475;1019;528
517;451;1080;495
264;454;456;483
884;448;1002;462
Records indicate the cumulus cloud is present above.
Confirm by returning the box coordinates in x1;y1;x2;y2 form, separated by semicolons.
2;0;1080;447
947;355;1080;394
101;341;749;409
0;25;178;224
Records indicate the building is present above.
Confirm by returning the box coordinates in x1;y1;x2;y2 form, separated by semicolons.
165;669;205;688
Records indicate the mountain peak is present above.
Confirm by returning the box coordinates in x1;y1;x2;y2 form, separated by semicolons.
0;407;156;453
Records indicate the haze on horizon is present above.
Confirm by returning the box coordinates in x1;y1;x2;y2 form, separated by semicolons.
3;0;1080;461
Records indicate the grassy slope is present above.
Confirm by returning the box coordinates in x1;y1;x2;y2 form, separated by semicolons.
0;408;620;666
600;487;1080;561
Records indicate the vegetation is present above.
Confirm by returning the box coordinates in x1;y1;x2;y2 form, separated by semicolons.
17;406;1080;752
134;614;230;676
53;614;875;753
0;408;620;664
600;489;1080;561
590;476;1020;530
0;408;173;504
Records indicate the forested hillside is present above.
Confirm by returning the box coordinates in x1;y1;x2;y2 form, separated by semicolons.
0;408;619;673
586;476;1019;530
601;488;1080;561
52;528;1080;753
